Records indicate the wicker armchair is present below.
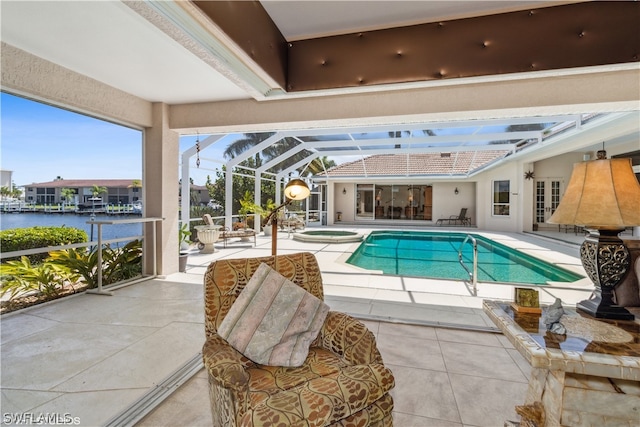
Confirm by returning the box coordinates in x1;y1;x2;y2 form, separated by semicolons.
202;252;395;427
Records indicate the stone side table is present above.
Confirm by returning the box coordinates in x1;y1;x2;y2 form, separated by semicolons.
483;300;640;426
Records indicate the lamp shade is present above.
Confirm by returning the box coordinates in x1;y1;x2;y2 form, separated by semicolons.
283;179;310;201
548;158;640;229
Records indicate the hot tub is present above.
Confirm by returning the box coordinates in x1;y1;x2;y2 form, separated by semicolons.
292;230;363;243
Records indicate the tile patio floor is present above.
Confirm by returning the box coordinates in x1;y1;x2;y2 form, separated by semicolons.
1;227;596;426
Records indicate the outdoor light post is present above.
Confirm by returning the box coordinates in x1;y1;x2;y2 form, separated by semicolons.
266;179;310;256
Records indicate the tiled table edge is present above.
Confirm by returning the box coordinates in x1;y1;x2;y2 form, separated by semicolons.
482;300;640;381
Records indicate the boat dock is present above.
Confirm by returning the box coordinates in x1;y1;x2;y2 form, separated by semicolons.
0;202;142;215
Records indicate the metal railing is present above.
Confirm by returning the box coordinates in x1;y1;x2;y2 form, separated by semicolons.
457;234;478;295
87;217;163;295
1;217;163;296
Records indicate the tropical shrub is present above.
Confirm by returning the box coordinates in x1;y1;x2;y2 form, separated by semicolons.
48;239;142;288
0;256;78;299
0;226;88;263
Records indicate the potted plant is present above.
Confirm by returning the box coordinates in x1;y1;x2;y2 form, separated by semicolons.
260;199;277;236
178;222;191;272
237;191;260;230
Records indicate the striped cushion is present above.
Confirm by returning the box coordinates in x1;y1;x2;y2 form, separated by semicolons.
218;263;329;367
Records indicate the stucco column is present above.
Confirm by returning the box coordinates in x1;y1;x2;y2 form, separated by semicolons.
144;103;179;275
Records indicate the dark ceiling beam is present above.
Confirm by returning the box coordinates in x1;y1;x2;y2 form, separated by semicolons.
193;1;638;93
192;0;288;89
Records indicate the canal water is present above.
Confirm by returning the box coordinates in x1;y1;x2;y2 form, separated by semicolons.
0;212;143;242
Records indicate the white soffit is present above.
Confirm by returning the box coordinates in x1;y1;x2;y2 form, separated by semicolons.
260;0;563;41
0;1;250;104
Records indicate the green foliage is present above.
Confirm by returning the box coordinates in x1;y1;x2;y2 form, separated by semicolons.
47;239;142;289
179;222;191;246
0;256;77;299
207;162;276;214
0;226;88;263
90;185;107;198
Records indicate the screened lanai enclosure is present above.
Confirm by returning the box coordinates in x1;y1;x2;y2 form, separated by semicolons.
178;112;629;229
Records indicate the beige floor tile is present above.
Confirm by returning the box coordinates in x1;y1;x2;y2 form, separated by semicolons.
507;348;532;380
53;322;203;392
0;312;60;344
1;230;587;426
107;298;204;327
389;364;461;423
21;292;145;324
1;389;62;414
1;322;155;390
378;321;438;341
392;412;463;427
112;279;202;300
434;328;504;347
359;319;380;335
138;374;211;427
377;333;445;371
449;373;527;426
440;341;528;382
325;294;374;315
30;388;146;427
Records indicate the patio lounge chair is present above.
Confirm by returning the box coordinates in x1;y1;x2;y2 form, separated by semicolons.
220;227;257;247
202;214;257;247
202;252;395;426
280;213;305;231
436;208;471;226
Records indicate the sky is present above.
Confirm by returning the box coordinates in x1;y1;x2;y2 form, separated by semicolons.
1;92;227;187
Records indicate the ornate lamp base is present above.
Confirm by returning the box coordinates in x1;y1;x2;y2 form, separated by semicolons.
577;229;634;320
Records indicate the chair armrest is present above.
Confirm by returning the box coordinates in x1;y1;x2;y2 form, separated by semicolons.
202;333;252;393
315;311;383;365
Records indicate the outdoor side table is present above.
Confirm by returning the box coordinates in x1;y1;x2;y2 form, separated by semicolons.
483;299;640;427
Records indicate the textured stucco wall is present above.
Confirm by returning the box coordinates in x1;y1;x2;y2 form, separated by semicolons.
1;42;152;129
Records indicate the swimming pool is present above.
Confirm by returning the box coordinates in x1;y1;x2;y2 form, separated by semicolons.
347;231;583;285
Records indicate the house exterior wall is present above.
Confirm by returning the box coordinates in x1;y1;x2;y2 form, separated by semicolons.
432;182;476;226
333;183;354;222
332;181;478;226
475;161;522;232
23;185;142;205
0;170;13;190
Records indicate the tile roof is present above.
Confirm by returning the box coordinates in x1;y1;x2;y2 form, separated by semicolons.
25;179;139;188
321;151;510;177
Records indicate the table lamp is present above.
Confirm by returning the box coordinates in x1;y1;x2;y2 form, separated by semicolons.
547;149;640;320
265;178;310;256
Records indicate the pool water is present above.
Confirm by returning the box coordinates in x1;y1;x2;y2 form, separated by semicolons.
347;231;582;285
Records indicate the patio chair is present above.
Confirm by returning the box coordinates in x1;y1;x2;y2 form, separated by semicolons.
202;252;395;427
279;213;305;231
436;208;471;226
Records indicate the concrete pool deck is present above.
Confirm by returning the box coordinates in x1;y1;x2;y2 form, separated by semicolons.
1;226;605;426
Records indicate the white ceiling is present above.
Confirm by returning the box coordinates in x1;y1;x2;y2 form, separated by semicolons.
1;1;249;104
261;1;560;41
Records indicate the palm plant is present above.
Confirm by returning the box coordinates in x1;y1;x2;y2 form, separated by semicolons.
0;186;11;200
90;185;107;199
60;188;76;208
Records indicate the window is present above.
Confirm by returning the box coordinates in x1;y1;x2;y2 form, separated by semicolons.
493;180;510;216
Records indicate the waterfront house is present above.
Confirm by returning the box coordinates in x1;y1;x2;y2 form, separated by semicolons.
2;2;640;426
24;179;142;206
